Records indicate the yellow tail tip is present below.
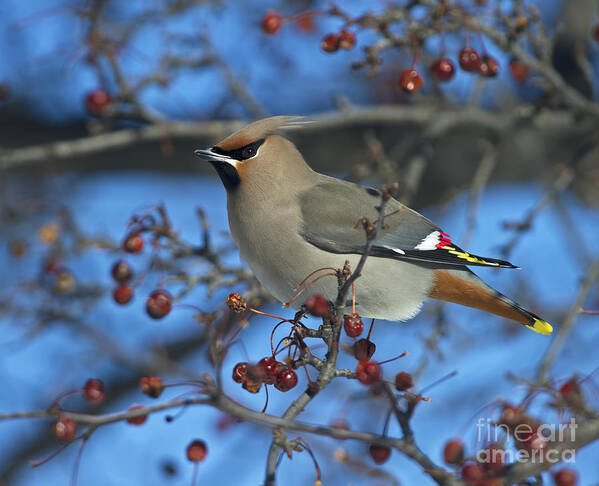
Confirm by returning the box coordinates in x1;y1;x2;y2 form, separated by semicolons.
527;318;553;335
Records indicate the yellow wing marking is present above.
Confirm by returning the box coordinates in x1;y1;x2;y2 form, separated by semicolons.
444;247;500;266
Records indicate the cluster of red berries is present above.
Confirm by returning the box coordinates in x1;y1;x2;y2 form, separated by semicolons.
110;258;172;318
400;50;529;93
445;438;577;486
85;89;111;116
321;29;356;53
232;357;298;393
441;402;580;486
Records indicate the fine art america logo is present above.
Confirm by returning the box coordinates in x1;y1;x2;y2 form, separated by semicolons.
475;417;577;464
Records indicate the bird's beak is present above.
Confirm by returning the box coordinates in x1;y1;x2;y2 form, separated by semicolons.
193;148;238;168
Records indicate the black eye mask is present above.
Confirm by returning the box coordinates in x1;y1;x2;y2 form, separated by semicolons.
212;139;265;161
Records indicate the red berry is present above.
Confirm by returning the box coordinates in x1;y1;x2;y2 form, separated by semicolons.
140;376;164;398
53;416;77;441
343;313;363;338
443;439;464;465
459;47;482;72
355;360;381;385
431;58;455;81
83;378;105;404
232;362;248;384
353;338;376;361
305;294;331;317
321;33;340;53
275;368;298;392
111;260;133;283
257;357;281;385
338;29;356;50
126;404;147;425
146;289;172;319
369;444;391;464
461;462;486;485
85;89;111;116
553;468;578;486
394;371;413;391
186;439;207;462
508;58;529;82
261;12;282;35
113;284;134;305
399;69;423;93
123;233;143;253
479;55;499;77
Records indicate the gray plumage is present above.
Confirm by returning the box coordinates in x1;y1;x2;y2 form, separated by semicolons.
193;116;552;334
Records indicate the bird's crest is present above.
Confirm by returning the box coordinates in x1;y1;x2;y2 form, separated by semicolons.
216;116;310;151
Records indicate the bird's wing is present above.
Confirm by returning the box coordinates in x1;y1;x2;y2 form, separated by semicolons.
298;178;517;269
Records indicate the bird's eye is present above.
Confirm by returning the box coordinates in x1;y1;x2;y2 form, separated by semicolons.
241;146;256;159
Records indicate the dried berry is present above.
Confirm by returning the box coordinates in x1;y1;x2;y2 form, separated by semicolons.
226;292;247;313
353;338;376;361
394;371;413;391
140;376;164;398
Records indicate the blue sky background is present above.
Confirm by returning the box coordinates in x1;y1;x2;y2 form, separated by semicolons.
1;0;599;485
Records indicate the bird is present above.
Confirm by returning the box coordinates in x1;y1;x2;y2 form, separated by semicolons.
194;116;552;335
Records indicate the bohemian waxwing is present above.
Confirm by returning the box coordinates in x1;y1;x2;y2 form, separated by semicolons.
194;116;552;335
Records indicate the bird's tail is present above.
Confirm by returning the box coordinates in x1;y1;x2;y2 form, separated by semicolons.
428;268;553;335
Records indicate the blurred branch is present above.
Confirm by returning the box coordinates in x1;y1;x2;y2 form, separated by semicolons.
537;257;599;382
0;105;591;171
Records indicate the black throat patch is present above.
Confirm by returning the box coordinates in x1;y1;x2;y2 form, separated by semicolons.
211;162;241;191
